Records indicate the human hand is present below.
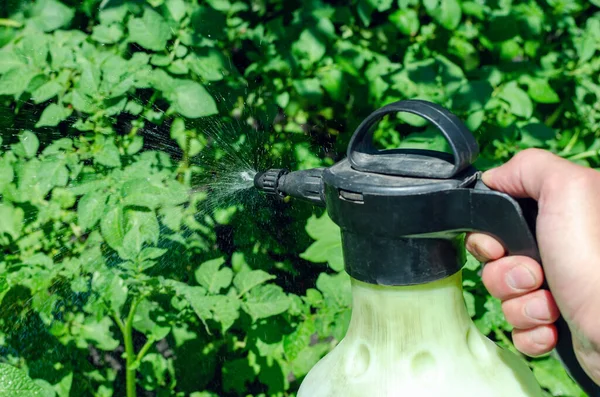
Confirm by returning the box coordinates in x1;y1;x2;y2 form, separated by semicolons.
466;148;600;383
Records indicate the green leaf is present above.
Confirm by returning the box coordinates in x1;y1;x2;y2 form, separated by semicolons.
133;299;171;340
574;20;600;64
78;61;101;97
0;50;25;73
222;358;256;394
316;272;351;309
532;357;585;396
292;29;326;66
127;135;144;155
0;203;24;242
290;344;330;379
233;270;275;296
19;33;48;68
520;123;556;147
187;48;229;81
92;24;124;44
461;1;485;19
78;191;108;231
169;80;218;118
168;59;189;75
242;284;290;320
371;0;394;11
121;179;164;210
0;68;39;97
207;295;240;332
389;9;420;36
109;274;128;317
0;363;44;396
165;0;187;21
120;210;159;259
498;82;533;118
452;80;493;113
524;78;560;104
37;158;69;192
283;320;315;361
54;372;73;397
31;81;64;104
300;213;343;271
80;317;119;351
317;68;347;101
18;131;40;158
475;295;512;335
180;286;240;333
181;285;211;318
35;103;72;127
293;78;322;100
463;290;476;317
94;140;121;168
195;257;233;294
101;206;125;252
30;0;75;32
68;90;96;114
190;5;227;40
423;0;462;30
127;8;172;51
0;160;14;192
139;247;167;261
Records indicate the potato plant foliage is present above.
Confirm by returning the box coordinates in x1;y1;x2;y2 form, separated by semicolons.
0;0;598;396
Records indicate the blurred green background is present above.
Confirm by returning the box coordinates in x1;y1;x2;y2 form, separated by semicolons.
0;0;598;395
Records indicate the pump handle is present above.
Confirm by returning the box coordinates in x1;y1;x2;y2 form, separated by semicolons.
347;100;479;179
469;180;600;396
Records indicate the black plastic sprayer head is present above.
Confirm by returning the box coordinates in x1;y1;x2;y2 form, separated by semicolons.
253;167;325;207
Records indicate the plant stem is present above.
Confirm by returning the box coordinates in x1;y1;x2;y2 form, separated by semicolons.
545;103;564;128
0;18;22;27
124;298;142;397
568;149;600;161
495;329;522;357
135;336;156;362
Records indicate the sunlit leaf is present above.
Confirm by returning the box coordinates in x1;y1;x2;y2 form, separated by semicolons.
0;364;44;396
169;80;218;118
300;213;344;271
30;0;75;32
35;103;73;127
78;190;108;231
127;8;172;51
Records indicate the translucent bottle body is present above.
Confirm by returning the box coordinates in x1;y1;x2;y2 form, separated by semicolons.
298;272;543;397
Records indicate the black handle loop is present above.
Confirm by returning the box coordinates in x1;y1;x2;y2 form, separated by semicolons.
347;99;479;179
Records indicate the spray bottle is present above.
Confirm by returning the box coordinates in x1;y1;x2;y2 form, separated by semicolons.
254;100;599;396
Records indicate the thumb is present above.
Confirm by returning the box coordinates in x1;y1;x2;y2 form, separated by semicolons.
481;149;578;200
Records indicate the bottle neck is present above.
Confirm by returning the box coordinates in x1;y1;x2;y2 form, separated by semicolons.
340;232;463;285
344;272;472;347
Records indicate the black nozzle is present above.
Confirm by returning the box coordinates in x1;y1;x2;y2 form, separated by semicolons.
254;169;289;198
254;168;325;207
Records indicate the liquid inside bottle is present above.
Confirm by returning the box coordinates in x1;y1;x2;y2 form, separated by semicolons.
298;272;543;397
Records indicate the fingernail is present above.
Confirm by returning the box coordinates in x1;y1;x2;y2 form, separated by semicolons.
506;265;536;290
525;298;549;321
530;327;552;346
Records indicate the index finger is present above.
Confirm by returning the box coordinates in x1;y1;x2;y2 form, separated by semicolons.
465;233;506;262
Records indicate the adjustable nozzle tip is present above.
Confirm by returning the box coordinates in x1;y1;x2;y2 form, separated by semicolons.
253;171;266;190
253;169;288;198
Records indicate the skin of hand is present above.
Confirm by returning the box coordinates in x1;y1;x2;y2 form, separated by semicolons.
465;148;600;384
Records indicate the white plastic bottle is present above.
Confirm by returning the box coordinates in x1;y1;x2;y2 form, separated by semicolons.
298;272;543;397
